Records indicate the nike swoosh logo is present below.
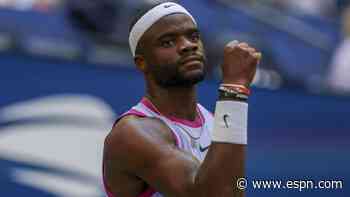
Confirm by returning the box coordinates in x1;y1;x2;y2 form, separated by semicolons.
223;114;229;128
164;4;175;8
199;145;210;152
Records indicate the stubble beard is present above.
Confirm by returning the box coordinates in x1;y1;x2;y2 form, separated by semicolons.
152;62;206;88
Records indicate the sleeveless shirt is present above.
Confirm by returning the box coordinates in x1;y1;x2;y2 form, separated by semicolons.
104;98;213;197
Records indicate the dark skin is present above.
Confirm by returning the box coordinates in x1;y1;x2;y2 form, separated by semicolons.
138;13;207;121
103;13;260;197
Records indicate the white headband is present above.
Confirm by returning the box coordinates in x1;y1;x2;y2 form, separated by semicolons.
129;2;197;57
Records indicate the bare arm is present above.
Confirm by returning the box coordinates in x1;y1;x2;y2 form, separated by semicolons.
104;116;244;197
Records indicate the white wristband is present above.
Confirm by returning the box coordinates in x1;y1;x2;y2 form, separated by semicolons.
212;101;248;145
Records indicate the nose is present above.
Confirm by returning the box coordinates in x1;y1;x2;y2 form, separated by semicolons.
178;37;198;54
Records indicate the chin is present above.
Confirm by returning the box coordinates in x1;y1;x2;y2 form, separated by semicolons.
157;73;205;88
185;66;206;79
184;71;206;85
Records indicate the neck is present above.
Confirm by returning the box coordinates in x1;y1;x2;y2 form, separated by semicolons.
146;84;198;121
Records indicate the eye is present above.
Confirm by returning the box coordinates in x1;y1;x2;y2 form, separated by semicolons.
189;31;200;42
160;39;175;48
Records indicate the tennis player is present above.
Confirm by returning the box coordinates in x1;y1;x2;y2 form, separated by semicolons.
103;2;261;197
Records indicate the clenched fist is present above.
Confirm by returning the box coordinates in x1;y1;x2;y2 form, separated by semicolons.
221;40;261;87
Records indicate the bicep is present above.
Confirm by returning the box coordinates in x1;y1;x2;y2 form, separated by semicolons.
138;142;200;197
104;117;200;197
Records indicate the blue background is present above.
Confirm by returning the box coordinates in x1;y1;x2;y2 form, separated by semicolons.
0;54;349;196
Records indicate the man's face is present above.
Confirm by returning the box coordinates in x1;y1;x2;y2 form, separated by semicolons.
140;13;207;88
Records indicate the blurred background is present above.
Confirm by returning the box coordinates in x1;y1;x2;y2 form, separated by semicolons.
0;0;349;196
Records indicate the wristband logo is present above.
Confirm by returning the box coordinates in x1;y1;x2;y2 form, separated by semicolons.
223;114;230;128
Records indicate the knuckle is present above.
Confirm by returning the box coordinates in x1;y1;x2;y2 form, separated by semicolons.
241;48;250;54
224;46;237;54
224;47;233;54
226;40;238;48
238;42;249;47
224;44;234;50
249;47;256;53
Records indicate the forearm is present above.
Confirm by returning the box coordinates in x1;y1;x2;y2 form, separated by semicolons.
191;98;247;197
194;143;245;197
192;84;249;197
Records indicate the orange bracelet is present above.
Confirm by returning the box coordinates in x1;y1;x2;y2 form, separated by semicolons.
220;83;251;96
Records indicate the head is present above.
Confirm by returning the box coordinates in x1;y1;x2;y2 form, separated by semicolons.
129;2;207;88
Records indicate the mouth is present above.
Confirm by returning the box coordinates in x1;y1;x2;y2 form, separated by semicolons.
180;55;204;65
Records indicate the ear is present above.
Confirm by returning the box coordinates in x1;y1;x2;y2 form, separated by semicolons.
134;55;147;73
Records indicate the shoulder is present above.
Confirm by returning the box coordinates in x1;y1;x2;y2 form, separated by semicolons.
104;115;177;169
197;103;214;118
107;115;175;145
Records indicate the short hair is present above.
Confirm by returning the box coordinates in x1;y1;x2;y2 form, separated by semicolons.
128;0;179;55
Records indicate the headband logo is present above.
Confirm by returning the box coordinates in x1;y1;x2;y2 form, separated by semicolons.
164;4;175;8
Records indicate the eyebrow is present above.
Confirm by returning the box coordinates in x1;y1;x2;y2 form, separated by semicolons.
156;27;199;41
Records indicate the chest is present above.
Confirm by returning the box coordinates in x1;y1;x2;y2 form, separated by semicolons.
173;123;212;162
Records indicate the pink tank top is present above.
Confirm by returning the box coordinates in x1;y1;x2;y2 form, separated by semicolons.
103;98;213;197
